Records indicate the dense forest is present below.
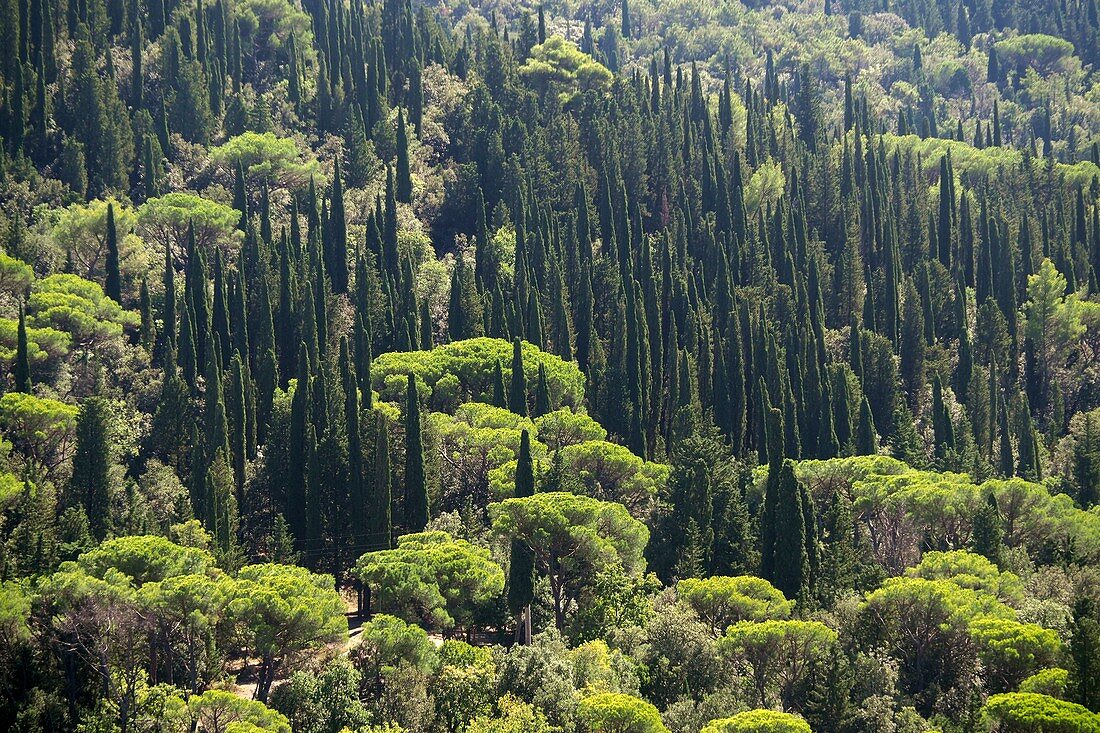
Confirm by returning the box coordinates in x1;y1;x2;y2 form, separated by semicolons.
0;0;1099;729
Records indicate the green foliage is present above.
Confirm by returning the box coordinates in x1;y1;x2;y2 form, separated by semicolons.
356;531;505;630
209;132;321;190
186;689;292;732
75;534;215;585
371;338;585;413
534;408;607;450
0;391;77;476
701;710;812;733
519;36;613;100
490;491;648;629
27;274;140;350
677;576;793;634
576;691;668;733
467;694;554;733
1019;667;1070;698
720;620;837;709
353;613;438;680
982;692;1100;732
969;616;1061;692
993;34;1077;75
227;564;347;701
137;193;242;255
546;439;667;516
49;198;147;290
906;550;1024;604
269;658;371;733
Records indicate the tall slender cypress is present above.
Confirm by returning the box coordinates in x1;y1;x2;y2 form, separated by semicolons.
13;304;31;393
369;412;393;550
104;202;122;303
403;373;428;531
508;338;527;416
395;108;412;203
507;429;536;644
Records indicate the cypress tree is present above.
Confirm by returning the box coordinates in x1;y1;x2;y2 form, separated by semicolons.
971;493;1003;566
998;396;1014;478
801;481;818;598
403;373;428;531
1069;598;1100;712
139;278;154;349
508;338;527;416
832;367;853;450
225;353;247;493
932;374;956;460
13;304;31;392
104;202;122;303
287;343;312;543
1074;413;1100;508
232;158;248;225
534;361;551;417
507;429;536;644
328;160;349;293
369;412;393;550
772;458;809;600
72;397;113;541
355;312;373;408
419;297;432;351
257;347;277;443
856;394;877;455
492;359;507;408
178;301;198;388
162;237;176;349
395;108;412;203
760;407;784;579
342;338;365;550
1016;394;1040;480
448;258;466;342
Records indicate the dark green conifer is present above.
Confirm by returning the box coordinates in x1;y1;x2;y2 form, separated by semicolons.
104;202;122;303
403;373;428;531
395;108;412;203
72;397;113;541
13;304;31;393
369;412;393;550
507;429;536;644
509;338;527;417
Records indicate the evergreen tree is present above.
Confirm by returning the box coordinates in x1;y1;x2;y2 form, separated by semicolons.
403;373;428;531
1070;598;1100;712
327;160;349;293
104;202;122;303
856;394;877;455
369;412;393;551
971;493;1003;566
534;362;551;417
395;108;412;203
69;27;133;195
1074;413;1100;508
13;304;30;393
932;374;956;460
507;429;536;644
139;279;154;349
508;338;527;416
772;458;809;600
492;359;507;408
71;397;114;541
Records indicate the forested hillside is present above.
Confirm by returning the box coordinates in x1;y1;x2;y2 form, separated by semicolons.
0;0;1099;729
